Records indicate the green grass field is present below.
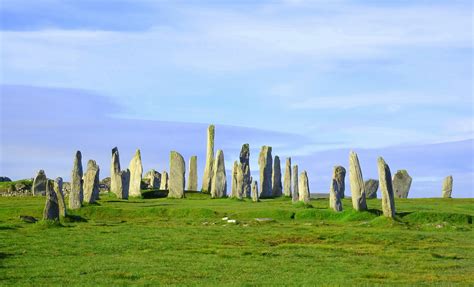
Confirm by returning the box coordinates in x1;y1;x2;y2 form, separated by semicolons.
1;192;473;286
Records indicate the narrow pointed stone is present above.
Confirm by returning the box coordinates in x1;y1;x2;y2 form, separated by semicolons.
283;157;292;197
251;180;259;202
83;160;100;203
349;151;367;211
210;150;227;198
70;151;83;210
393;170;412;198
272;156;283;197
32;170;47;196
187;156;198;191
201;125;215;193
240;144;251;198
298;171;310;204
168;151;185;198
43;180;59;221
110;147;121;197
54;177;66;217
377;157;396;218
329;166;343;212
365;179;379;199
258;146;273;198
292;165;299;203
442;176;453;198
160;171;169;190
144;169;161;189
128;149;143;197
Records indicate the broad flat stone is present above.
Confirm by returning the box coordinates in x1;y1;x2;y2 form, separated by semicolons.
442;175;453;198
349;151;367;211
283;157;292;197
210;150;226;198
258;146;273;198
202;125;215;193
128;149;143;197
187;156;198;191
298;171;310;204
54;177;66;217
43;180;59;221
393;170;412;198
329;166;343;212
377;157;396;218
240;144;251;198
83;160;100;203
292;165;299;203
32;170;47;196
365;179;379;199
70;151;83;209
168;151;185;198
272;156;283;197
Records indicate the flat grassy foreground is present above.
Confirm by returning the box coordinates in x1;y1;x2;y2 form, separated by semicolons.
0;193;473;286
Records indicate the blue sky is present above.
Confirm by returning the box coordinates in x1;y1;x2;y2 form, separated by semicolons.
0;0;473;197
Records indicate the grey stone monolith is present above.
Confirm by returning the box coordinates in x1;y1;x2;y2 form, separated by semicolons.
117;169;130;199
365;179;379;199
110;147;121;197
292;165;299;203
258;146;273;198
54;177;66;217
298;171;310;204
144;169;161;189
230;161;244;199
210;149;226;198
240;144;251;198
283;157;292;197
393;170;412;198
187;156;198;191
272;156;283;197
333;166;346;199
442;176;453;198
251;180;259;202
160;171;169;190
349;151;367;211
43;180;59;221
377;157;396;218
70;151;83;209
168;151;185;198
83;160;100;204
202;125;215;193
32;169;47;196
128;149;143;197
329;166;343;212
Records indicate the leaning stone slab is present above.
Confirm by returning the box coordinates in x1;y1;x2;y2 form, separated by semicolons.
168;151;186;198
83;160;100;204
298;171;311;204
272;156;283;197
377;157;396;218
392;170;412;198
43;180;59;221
329;166;343;212
240;144;251;198
128;149;143;197
211;150;227;198
54;177;66;217
258;146;273;198
187;156;198;191
70;151;83;210
251;180;259;202
292;165;299;203
202;125;215;193
364;179;379;199
442;175;453;198
349;151;367;211
283;157;292;197
32;170;47;196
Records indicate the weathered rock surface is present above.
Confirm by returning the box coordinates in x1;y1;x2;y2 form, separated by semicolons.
160;171;169;190
333;166;346;199
202;125;215;193
70;151;83;209
210;150;227;198
128;149;143;197
329;166;343;212
168;151;186;198
144;169;161;189
43;180;59;221
187;156;198;191
110;147;121;197
393;170;412;198
365;179;379;199
442;175;453;198
100;177;111;193
258;146;273;198
272;156;283;197
240;144;251;198
117;169;130;199
83;160;100;204
377;157;396;218
32;170;47;196
251;180;259;202
292;165;299;203
349;151;367;211
230;161;241;199
54;177;66;217
298;171;310;204
283;157;292;197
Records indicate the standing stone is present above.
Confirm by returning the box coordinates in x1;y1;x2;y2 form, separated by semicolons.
283;157;292;197
128;149;143;197
258;146;273;198
442;176;453;198
272;156;283;197
202;125;215;193
392;170;412;198
144;169;161;189
117;169;130;199
333;166;346;199
83;160;100;204
187;156;198;191
70;151;83;210
32;170;47;196
329;166;343;212
292;165;299;203
365;179;379;199
251;180;259;202
210;150;227;198
298;171;310;204
160;171;169;190
43;180;59;221
240;144;251;198
230;161;242;199
349;151;367;211
110;147;121;197
53;177;66;217
377;157;396;218
168;151;185;198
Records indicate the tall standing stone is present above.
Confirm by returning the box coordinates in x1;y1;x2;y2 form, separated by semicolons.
210;149;227;198
70;151;83;210
110;147;121;197
349;151;367;211
298;171;311;204
128;149;143;197
160;171;169;190
272;156;283;197
117;169;130;199
392;170;412;198
202;125;215;193
187;156;198;191
442;176;453;198
329;166;343;212
168;151;185;198
365;179;379;199
240;144;251;198
230;161;243;199
283;157;292;197
83;160;100;204
251;180;259;202
32;170;47;196
377;157;396;218
258;146;273;198
292;165;299;203
333;166;346;199
144;169;161;189
43;180;59;221
54;177;66;217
